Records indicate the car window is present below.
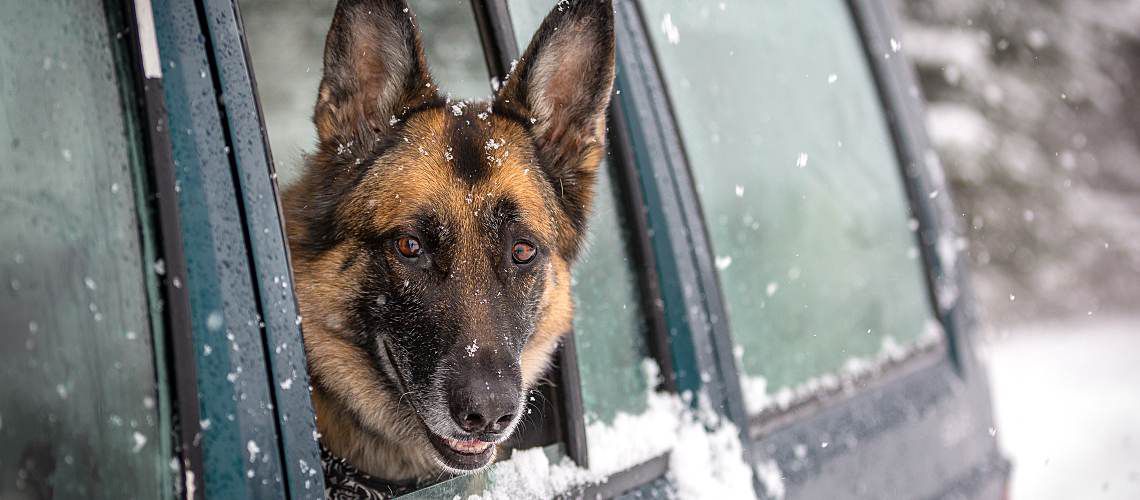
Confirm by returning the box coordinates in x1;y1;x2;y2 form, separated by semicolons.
0;2;171;498
241;0;491;186
245;0;669;486
637;0;942;414
507;0;661;469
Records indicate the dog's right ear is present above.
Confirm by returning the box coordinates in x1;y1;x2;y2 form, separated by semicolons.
314;0;435;146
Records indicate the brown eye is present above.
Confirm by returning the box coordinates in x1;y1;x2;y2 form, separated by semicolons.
511;241;537;264
395;236;422;259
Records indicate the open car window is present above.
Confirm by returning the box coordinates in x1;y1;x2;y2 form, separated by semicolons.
241;0;696;496
241;1;600;496
636;0;945;417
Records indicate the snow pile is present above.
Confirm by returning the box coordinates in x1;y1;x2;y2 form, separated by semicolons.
737;369;774;417
583;360;686;475
466;448;602;500
752;458;786;500
669;407;756;500
470;360;756;499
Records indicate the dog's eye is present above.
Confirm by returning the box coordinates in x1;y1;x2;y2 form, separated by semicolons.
511;241;537;264
395;236;422;259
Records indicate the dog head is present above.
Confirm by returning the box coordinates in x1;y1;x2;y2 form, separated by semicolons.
283;0;615;479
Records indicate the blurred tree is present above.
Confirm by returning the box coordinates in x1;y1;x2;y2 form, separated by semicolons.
895;0;1140;323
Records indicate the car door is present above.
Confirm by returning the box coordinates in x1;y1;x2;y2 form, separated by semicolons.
614;0;1009;497
0;0;1005;498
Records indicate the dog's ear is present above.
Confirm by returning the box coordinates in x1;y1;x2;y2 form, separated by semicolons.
314;0;435;145
494;0;616;247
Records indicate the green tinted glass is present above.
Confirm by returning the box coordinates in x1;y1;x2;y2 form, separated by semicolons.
506;0;652;427
0;1;170;498
241;0;492;186
638;0;939;410
570;163;651;423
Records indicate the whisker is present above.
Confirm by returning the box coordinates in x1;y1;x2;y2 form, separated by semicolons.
398;390;415;411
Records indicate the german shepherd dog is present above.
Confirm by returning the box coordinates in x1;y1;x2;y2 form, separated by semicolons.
282;0;616;484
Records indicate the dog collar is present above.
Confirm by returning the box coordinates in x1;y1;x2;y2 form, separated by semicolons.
321;444;421;499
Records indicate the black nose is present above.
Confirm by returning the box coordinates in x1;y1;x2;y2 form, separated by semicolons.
448;372;520;436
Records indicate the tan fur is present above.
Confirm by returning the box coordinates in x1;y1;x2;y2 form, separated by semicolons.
338;112;562;242
522;256;574;387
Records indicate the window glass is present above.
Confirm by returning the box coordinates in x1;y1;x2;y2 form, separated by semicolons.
0;1;169;498
241;0;491;186
638;0;941;413
566;166;652;423
507;0;655;449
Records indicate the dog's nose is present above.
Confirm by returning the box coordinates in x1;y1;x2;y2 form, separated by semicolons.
455;409;515;434
448;375;519;436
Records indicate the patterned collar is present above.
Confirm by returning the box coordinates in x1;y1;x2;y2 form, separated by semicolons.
321;445;421;499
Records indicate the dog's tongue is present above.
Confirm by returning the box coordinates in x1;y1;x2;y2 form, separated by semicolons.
446;438;492;454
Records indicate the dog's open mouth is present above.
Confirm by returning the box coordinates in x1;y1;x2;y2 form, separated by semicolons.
381;339;498;471
425;432;497;471
442;437;493;455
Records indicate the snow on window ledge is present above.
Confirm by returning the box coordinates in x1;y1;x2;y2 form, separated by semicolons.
464;360;756;499
753;457;786;500
740;320;947;418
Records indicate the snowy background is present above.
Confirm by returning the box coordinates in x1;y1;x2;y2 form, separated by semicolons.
894;0;1140;497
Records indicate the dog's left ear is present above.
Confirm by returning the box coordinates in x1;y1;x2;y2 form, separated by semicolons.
495;0;616;252
314;0;435;146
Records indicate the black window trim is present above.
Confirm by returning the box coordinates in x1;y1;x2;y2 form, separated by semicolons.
748;342;947;440
221;1;327;494
147;0;327;497
607;94;678;396
119;0;205;496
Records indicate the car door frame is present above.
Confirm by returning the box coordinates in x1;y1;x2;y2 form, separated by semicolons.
125;0;327;497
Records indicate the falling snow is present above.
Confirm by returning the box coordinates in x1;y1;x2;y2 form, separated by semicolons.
715;255;733;270
661;13;680;45
132;432;148;453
